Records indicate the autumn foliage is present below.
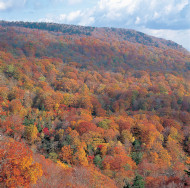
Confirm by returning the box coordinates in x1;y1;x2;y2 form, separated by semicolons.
0;138;42;188
0;21;190;187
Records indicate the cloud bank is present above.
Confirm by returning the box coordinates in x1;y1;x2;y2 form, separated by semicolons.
42;0;189;29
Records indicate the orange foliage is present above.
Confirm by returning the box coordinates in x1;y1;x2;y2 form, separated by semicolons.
0;138;43;188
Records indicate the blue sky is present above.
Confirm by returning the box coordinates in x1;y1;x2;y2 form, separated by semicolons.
0;0;190;51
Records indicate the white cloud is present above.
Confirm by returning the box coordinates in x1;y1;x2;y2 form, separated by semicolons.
0;0;26;10
0;0;12;10
57;9;94;26
153;12;159;19
98;0;139;15
79;16;94;26
135;17;141;25
52;0;83;5
91;0;189;29
67;10;81;22
68;0;82;5
59;14;67;21
176;0;189;11
142;28;190;51
39;17;54;23
40;0;190;29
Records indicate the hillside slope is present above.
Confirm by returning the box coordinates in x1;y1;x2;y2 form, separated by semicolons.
0;21;190;188
0;21;190;73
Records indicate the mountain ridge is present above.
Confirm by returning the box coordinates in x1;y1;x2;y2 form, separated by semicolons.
0;20;188;53
0;20;190;74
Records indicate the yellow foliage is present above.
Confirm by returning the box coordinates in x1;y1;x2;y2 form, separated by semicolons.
121;129;135;143
25;124;38;143
169;127;183;142
100;143;108;157
60;145;73;164
57;160;70;169
62;93;75;106
159;148;172;167
54;103;60;110
27;163;43;184
20;156;33;170
70;121;76;127
73;144;88;166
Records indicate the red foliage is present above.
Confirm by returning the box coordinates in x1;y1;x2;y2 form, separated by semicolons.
43;127;50;135
76;121;97;135
97;145;103;149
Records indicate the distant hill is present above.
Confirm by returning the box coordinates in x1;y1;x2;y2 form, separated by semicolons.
0;20;188;53
0;21;190;74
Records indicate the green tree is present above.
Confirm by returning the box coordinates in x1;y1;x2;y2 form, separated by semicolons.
132;174;145;188
94;154;103;169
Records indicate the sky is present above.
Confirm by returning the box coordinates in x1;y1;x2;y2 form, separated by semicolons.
0;0;190;51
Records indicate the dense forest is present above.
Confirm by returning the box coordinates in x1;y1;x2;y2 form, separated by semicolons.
0;21;190;188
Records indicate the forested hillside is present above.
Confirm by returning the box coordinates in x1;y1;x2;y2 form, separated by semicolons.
0;21;190;188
